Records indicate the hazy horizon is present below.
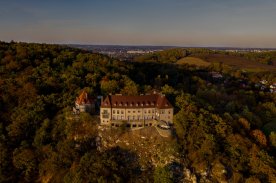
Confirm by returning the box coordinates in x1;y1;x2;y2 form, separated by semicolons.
1;0;276;48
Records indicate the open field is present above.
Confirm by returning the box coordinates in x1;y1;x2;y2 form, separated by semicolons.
203;54;276;72
176;57;211;67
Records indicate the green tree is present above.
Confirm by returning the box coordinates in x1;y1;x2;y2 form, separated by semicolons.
12;148;37;182
269;132;276;148
120;76;139;95
100;79;119;95
153;166;173;183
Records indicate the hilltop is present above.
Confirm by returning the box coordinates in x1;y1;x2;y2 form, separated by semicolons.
0;41;275;182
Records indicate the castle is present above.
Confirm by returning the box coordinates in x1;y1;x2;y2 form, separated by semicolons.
100;93;173;128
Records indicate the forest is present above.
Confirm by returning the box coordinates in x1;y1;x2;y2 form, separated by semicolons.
0;41;276;182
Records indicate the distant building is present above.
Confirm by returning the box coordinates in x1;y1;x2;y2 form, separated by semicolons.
210;72;223;79
100;93;173;128
73;91;95;114
270;83;276;93
260;80;268;85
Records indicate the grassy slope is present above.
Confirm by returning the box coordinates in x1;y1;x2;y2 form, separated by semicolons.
176;57;211;67
202;54;276;72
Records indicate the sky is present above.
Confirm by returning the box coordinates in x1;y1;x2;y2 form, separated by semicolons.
0;0;276;47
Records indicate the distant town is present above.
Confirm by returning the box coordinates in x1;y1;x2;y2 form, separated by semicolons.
69;44;276;60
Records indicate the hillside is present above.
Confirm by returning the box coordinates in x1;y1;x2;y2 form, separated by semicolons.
0;42;276;182
202;54;276;72
176;57;210;67
135;48;276;72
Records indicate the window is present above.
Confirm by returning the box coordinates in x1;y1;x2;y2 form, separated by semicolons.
138;110;140;113
133;111;136;113
103;114;109;119
121;110;124;114
128;111;130;113
113;110;115;114
117;110;119;114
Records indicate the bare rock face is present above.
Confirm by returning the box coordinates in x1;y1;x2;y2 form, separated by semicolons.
97;126;180;169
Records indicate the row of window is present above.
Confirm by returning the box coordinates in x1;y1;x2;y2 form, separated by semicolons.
113;103;155;107
112;116;155;120
112;109;156;114
111;109;172;114
111;123;153;128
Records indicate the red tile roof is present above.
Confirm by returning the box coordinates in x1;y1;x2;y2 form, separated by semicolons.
101;94;173;109
76;91;93;105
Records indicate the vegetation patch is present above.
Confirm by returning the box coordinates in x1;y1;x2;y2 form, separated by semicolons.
176;56;210;67
0;42;275;182
203;54;276;71
263;120;276;135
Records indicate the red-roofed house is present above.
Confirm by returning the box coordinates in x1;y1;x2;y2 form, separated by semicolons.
100;93;173;127
74;90;95;113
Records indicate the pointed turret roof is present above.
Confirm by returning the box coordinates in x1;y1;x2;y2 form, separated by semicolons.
76;90;92;105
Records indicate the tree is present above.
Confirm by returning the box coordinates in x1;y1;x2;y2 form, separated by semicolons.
269;132;276;148
238;117;251;130
251;129;267;146
161;84;175;95
153;166;173;183
120;76;139;95
12;148;37;182
100;79;119;95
